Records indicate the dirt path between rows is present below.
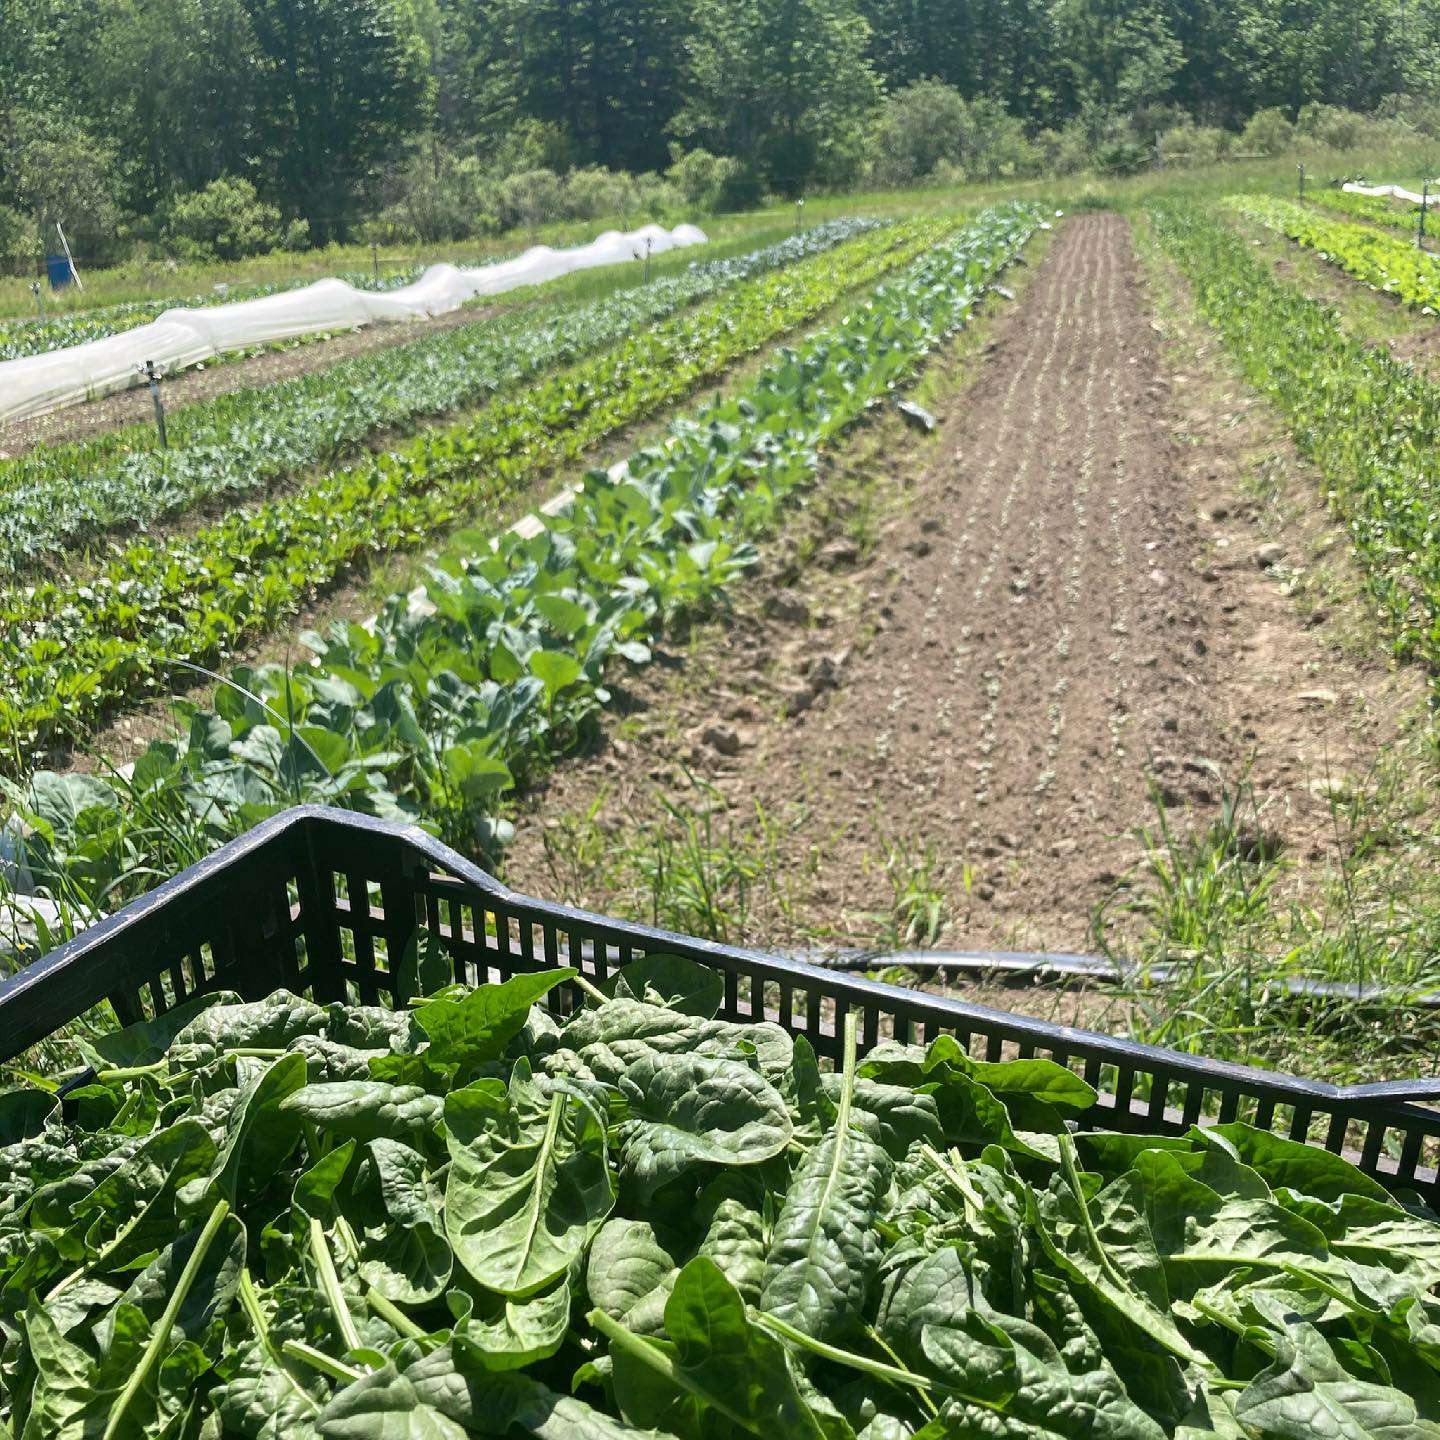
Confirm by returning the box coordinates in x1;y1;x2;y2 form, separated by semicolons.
503;213;1415;979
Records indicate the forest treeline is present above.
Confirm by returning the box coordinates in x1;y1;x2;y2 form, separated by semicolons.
1;0;1438;263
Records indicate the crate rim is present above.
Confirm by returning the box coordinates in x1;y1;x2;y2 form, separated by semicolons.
5;804;1438;1120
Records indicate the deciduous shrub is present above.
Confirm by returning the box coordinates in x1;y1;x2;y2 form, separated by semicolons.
1034;123;1093;175
493;168;567;230
161;177;283;262
1240;107;1295;155
870;82;1037;185
871;79;971;185
376;145;492;243
1160;120;1232;164
667;148;745;211
0;205;31;270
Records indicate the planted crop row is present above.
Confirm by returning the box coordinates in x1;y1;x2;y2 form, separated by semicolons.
2;950;1437;1438
1153;199;1440;682
0;293;274;364
1309;187;1428;235
0;221;937;762
2;207;1040;923
1229;193;1440;312
0;222;881;573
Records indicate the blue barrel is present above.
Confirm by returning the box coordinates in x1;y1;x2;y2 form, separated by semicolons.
46;254;75;289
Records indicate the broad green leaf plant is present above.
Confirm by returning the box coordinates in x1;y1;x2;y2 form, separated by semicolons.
1;951;1437;1437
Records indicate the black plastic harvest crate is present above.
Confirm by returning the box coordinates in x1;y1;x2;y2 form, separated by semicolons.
3;805;1439;1203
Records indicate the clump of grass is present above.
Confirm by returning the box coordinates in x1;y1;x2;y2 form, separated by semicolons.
862;838;954;950
1097;764;1440;1084
535;771;799;944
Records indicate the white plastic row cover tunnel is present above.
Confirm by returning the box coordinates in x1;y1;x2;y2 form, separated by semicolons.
0;222;708;426
1341;182;1438;205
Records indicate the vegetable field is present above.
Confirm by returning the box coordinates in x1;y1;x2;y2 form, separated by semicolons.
0;221;880;573
1229;194;1440;312
1;206;1035;898
0;218;939;759
1154;200;1440;677
7;161;1440;1436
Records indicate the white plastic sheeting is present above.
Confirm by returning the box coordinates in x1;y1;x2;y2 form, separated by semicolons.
1342;182;1438;205
0;222;708;426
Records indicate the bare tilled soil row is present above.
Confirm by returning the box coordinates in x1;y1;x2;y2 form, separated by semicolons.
504;212;1413;979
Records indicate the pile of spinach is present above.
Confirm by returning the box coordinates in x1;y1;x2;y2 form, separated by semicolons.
3;951;1438;1438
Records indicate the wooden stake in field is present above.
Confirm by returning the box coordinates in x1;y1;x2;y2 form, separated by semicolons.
55;219;83;291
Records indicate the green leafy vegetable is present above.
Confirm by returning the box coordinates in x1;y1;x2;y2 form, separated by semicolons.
1;961;1438;1438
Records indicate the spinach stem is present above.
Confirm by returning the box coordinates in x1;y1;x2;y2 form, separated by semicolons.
103;1198;230;1440
919;1142;984;1220
1054;1132;1209;1370
572;971;609;1006
236;1267;272;1349
282;1338;365;1384
237;1267;321;1412
587;1307;761;1434
96;1049;283;1087
865;1324;938;1418
1057;1133;1128;1293
365;1286;427;1340
334;1214;362;1264
1191;1296;1264;1346
43;1266;85;1304
836;1009;858;1135
302;1118;327;1163
1280;1261;1366;1313
309;1216;363;1354
756;1312;973;1403
95;1060;168;1085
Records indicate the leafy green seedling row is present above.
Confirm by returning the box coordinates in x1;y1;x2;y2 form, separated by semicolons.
0;222;932;763
2;208;1037;933
1230;193;1440;313
1307;187;1430;237
1;946;1436;1438
0;222;881;573
1153;199;1440;689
